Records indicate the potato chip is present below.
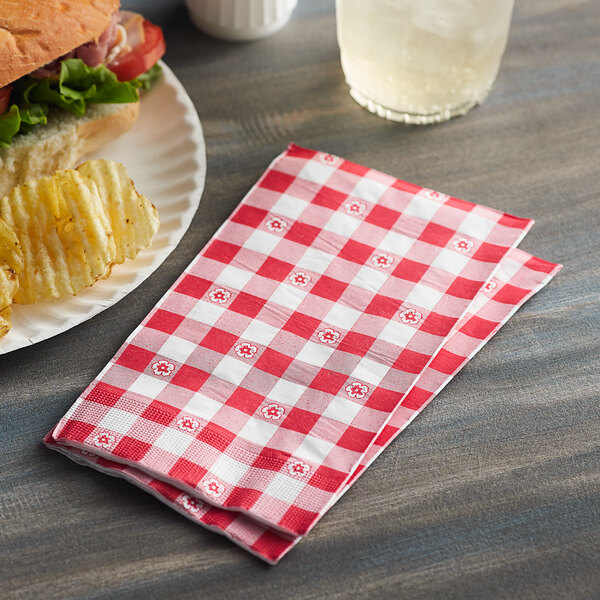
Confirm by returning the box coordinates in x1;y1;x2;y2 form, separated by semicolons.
0;170;116;304
0;217;23;337
0;306;11;338
77;160;159;264
0;216;24;275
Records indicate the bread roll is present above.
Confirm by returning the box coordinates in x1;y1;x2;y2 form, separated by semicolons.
0;100;139;198
0;0;120;87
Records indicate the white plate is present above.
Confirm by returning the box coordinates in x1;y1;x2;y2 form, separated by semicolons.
1;62;206;355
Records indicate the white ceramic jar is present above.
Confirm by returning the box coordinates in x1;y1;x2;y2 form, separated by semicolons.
185;0;298;42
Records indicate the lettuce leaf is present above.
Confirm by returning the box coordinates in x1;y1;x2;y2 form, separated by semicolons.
135;63;162;91
0;106;22;149
0;59;162;148
15;102;49;136
26;59;140;117
0;102;48;148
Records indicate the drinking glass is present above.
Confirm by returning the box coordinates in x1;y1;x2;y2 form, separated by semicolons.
336;0;515;124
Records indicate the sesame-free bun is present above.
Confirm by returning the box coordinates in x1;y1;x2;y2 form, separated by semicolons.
0;100;139;198
0;0;121;88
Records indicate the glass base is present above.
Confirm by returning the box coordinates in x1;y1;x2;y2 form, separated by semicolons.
349;87;489;125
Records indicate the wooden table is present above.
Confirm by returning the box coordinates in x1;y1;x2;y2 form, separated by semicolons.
2;1;599;598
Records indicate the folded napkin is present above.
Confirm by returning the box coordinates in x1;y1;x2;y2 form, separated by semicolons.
46;144;561;563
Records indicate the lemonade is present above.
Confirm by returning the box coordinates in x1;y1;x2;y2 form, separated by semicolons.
336;0;515;123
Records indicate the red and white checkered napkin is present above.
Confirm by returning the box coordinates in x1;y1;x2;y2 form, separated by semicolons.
45;144;561;563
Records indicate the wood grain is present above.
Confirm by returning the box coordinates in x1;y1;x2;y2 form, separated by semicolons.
1;1;599;598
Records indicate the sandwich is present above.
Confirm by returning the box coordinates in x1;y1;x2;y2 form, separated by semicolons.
0;0;166;197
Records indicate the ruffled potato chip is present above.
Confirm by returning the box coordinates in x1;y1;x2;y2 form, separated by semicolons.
77;160;159;264
0;170;116;304
0;306;10;337
0;160;159;338
0;217;23;337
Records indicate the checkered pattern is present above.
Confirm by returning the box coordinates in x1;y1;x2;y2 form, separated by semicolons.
45;247;560;563
45;144;561;563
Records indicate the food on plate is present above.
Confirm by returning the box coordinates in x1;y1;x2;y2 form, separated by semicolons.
0;217;23;337
0;1;166;197
1;170;117;304
77;160;159;263
0;309;9;338
0;160;159;309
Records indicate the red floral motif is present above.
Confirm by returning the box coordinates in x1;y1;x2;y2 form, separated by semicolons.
346;382;369;399
318;153;342;167
371;253;393;269
483;280;497;293
344;200;366;216
209;288;231;303
421;188;449;201
151;360;175;377
262;403;285;420
399;307;423;325
177;415;200;433
181;494;203;513
266;216;288;233
92;432;116;450
452;237;474;252
289;271;311;287
317;328;340;344
235;342;258;359
203;478;225;498
287;460;310;478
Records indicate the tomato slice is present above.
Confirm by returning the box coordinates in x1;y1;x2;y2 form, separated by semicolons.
107;20;166;82
0;86;12;115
